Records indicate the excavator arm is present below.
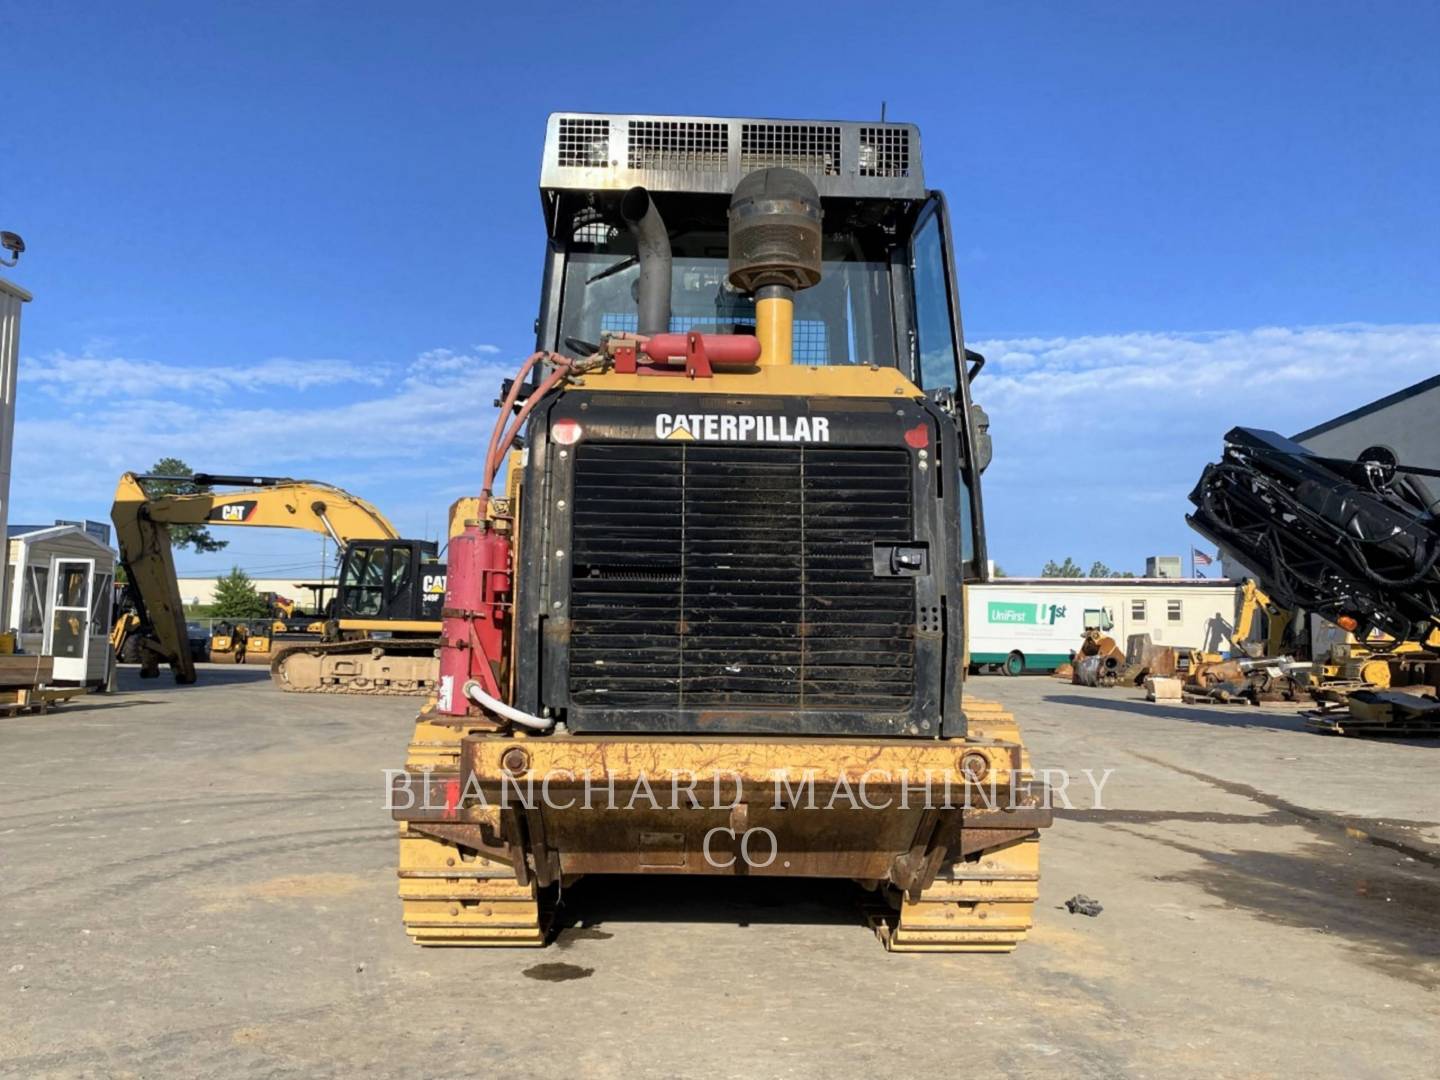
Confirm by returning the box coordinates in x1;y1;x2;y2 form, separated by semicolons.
110;472;402;682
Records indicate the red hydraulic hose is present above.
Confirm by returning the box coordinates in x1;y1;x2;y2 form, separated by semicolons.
482;359;573;496
483;351;546;489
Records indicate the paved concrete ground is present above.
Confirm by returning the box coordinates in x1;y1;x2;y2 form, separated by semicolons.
2;666;1436;1078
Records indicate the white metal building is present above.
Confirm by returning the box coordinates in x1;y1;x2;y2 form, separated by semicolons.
967;577;1239;674
6;524;117;687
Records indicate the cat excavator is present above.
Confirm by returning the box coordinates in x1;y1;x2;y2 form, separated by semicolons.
111;473;447;693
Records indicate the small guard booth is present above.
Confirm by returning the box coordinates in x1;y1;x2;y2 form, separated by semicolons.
6;524;116;688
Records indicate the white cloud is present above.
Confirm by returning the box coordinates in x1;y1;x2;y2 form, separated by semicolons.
10;345;523;534
969;322;1440;574
20;350;385;401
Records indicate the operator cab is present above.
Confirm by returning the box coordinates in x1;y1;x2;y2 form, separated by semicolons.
534;114;990;579
335;540;445;623
539;117;975;394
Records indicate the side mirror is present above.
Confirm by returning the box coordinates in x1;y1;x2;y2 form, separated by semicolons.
965;348;986;381
970;403;993;474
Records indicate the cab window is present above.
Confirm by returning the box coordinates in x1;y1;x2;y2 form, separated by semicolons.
912;208;959;391
388;545;414;611
911;197;982;576
341;547;384;617
558;229;897;367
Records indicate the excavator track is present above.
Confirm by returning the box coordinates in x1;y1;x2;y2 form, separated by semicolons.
865;835;1041;953
396;717;549;946
269;640;440;696
865;699;1042;953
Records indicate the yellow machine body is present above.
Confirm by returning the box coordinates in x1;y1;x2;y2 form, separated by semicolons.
391;111;1051;953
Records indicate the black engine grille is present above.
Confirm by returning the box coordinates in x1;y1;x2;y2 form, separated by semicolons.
567;443;916;712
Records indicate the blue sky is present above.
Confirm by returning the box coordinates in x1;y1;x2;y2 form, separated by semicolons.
4;1;1438;581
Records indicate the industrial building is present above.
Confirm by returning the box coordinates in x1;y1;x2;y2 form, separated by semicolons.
173;576;336;610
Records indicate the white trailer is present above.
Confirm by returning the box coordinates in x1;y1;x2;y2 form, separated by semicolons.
966;578;1238;675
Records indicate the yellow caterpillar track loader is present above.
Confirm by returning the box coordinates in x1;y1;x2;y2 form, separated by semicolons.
207;620;276;665
389;112;1052;953
111;473;447;694
209;594;322;665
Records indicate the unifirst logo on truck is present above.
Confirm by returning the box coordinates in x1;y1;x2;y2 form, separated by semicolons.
987;601;1067;626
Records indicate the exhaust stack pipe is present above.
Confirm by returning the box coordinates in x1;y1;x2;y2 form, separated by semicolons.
621;187;672;337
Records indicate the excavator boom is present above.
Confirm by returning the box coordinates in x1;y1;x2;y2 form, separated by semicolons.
111;472;404;682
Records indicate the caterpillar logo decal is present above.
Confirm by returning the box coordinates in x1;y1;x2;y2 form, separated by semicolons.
422;574;447;596
207;501;258;523
654;413;831;443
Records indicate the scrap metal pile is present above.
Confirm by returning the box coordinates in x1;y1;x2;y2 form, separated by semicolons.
1184;655;1304;706
1305;686;1440;737
1069;630;1127;687
1054;630;1306;706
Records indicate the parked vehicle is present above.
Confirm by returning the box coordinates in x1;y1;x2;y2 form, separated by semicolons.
185;622;211;663
967;578;1239;674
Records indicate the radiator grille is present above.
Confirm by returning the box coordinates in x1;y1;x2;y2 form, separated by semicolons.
568;443;916;712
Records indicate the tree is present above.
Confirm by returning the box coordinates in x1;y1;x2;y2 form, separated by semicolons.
1041;558;1084;578
139;457;229;553
211;567;272;619
991;564;1008;578
1088;561;1137;579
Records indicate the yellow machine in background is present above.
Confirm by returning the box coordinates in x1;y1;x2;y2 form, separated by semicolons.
111;472;447;693
207;621;275;664
109;612;141;663
1229;579;1292;659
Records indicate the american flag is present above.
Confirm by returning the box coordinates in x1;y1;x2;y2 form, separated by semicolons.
1192;547;1215;567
